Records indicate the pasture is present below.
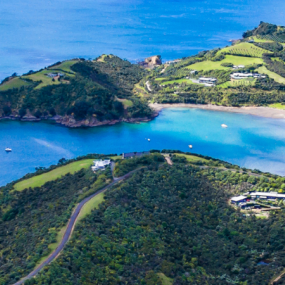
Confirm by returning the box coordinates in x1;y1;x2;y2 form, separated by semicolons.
22;69;64;89
14;159;94;191
49;60;78;74
0;77;31;91
257;66;285;84
186;55;263;71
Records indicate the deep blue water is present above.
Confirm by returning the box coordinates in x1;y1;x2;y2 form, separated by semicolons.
1;108;285;186
1;0;285;80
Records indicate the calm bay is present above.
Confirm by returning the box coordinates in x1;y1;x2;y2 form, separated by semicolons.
1;108;285;186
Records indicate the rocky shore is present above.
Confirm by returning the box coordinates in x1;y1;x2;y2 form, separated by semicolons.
0;113;158;128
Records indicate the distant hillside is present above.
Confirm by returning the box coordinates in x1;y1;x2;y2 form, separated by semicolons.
143;22;285;108
0;55;153;126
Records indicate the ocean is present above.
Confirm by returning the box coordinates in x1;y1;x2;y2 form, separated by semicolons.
1;0;285;80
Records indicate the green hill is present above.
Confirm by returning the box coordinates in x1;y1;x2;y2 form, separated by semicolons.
2;151;285;284
0;56;153;124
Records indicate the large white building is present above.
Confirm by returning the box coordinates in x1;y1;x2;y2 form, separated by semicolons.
198;77;217;86
91;159;111;171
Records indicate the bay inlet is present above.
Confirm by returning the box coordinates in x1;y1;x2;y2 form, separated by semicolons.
1;107;285;186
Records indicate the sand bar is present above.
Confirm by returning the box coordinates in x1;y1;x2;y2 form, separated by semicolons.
149;103;285;119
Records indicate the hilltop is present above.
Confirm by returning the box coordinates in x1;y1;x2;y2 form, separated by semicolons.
2;151;285;284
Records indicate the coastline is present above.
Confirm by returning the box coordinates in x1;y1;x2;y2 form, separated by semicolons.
149;103;285;119
0;114;156;128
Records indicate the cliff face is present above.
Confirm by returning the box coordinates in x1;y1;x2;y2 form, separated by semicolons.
144;55;162;67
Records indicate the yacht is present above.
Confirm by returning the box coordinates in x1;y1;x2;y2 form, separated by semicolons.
148;138;151;141
188;145;193;149
5;148;12;152
221;124;228;128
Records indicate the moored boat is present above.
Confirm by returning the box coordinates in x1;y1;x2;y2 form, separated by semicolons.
5;148;12;152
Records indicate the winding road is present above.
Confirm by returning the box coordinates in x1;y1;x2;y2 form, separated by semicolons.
13;168;139;285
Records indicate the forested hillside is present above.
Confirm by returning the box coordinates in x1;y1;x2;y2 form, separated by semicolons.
0;55;153;125
2;151;285;284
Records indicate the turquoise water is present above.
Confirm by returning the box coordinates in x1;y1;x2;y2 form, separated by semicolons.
1;108;285;186
1;0;285;79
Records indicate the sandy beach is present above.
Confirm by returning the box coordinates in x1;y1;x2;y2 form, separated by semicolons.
149;103;285;119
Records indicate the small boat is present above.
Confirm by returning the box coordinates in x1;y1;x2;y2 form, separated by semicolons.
148;138;151;142
221;124;228;128
188;145;193;149
5;148;12;152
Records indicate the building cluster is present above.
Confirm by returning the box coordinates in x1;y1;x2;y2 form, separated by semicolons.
232;65;245;69
231;191;285;209
122;151;150;159
198;77;217;86
91;159;111;171
165;59;181;65
230;72;266;80
46;72;65;78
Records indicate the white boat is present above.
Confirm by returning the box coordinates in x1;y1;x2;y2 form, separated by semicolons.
5;148;12;152
221;124;228;128
148;138;151;141
188;145;193;149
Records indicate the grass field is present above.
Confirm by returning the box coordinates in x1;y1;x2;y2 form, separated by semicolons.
161;79;194;85
174;153;209;163
22;69;64;89
186;55;263;71
217;42;268;58
257;66;285;84
250;36;274;43
0;77;31;91
77;192;105;221
157;273;173;285
49;60;78;74
14;159;94;191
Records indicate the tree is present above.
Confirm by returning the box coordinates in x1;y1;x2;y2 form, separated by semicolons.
19;108;26;117
3;106;11;116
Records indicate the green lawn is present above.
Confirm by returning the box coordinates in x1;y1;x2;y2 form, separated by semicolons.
217;42;269;58
77;192;105;222
257;66;285;84
250;36;274;43
49;60;78;73
0;77;31;91
174;153;209;163
14;159;94;191
186;55;263;71
22;69;64;89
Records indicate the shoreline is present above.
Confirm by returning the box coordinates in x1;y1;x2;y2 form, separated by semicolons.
149;103;285;119
0;114;156;128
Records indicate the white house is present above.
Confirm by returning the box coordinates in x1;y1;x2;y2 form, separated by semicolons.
91;159;111;171
198;77;217;86
231;195;247;204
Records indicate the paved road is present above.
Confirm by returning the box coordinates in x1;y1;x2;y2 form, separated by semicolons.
13;169;139;285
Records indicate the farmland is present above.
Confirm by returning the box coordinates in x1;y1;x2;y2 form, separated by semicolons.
256;65;285;84
0;77;31;91
186;55;263;71
49;60;78;74
217;42;269;57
